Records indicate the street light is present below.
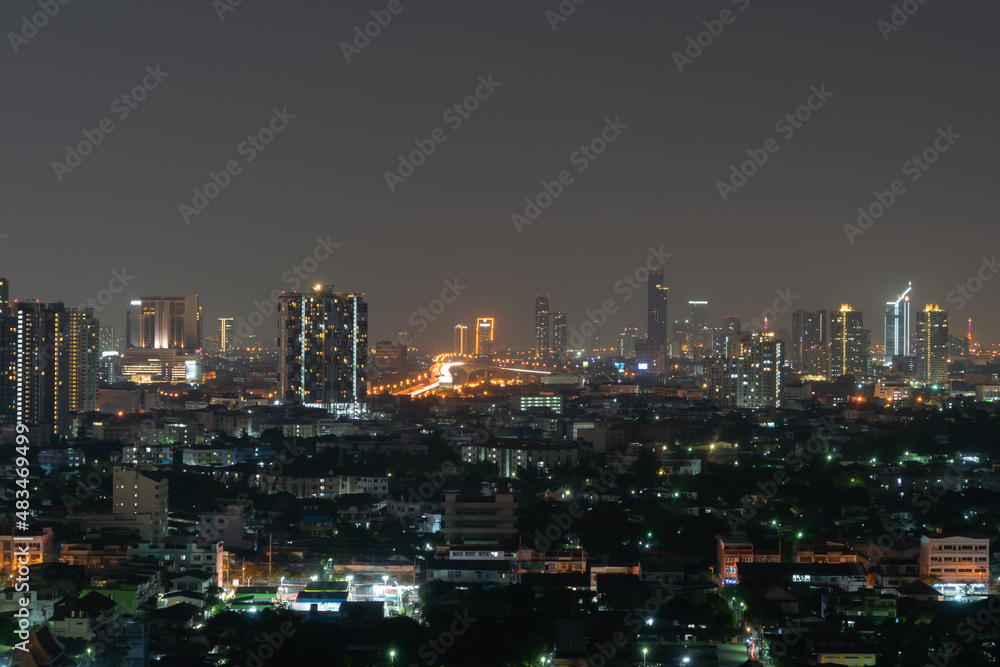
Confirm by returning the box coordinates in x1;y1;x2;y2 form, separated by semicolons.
390;649;396;666
642;647;648;665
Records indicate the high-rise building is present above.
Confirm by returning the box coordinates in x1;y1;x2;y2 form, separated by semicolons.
475;317;495;357
704;332;783;408
618;325;639;357
791;309;828;372
534;296;550;358
113;466;169;541
647;269;668;347
830;305;868;378
276;285;368;410
453;324;468;355
552;311;567;359
915;305;948;386
218;317;234;354
0;278;9;317
373;340;407;374
884;283;912;363
687;301;710;360
125;296;201;351
99;325;117;355
1;301;99;436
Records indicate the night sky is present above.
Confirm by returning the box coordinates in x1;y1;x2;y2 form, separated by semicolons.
4;0;998;349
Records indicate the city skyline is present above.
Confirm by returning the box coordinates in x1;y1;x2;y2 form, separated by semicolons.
2;1;999;350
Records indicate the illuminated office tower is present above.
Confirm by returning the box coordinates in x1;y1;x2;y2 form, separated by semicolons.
454;324;468;355
705;332;783;408
915;305;948;386
276;285;368;409
475;317;495;357
218;317;234;354
3;302;98;435
884;283;912;363
99;325;117;355
126;296;201;351
619;325;639;357
791;309;827;371
830;305;868;378
534;296;550;358
687;301;710;360
552;311;567;359
647;269;669;347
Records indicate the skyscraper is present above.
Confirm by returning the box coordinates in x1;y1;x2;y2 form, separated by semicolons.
687;301;710;360
126;296;201;351
552;311;567;359
2;301;99;436
915;305;948;386
647;269;668;347
704;332;783;408
276;285;368;410
453;324;468;355
534;296;549;358
0;278;9;317
791;309;828;371
830;305;868;378
618;325;639;357
884;283;912;363
475;317;495;357
218;317;234;354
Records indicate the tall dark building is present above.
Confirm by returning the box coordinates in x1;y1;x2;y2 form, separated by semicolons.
647;269;668;347
276;285;368;412
791;309;828;372
0;278;9;317
1;300;99;437
915;305;948;386
552;311;567;359
534;295;550;358
830;305;867;379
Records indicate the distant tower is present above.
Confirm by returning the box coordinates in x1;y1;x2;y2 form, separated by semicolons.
830;305;867;378
915;305;948;386
552;311;567;359
453;324;468;355
475;317;495;357
276;285;368;407
534;296;550;358
791;309;828;372
647;269;668;347
884;283;912;363
218;317;234;354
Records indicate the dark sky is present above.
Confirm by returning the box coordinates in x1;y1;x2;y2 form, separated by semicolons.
4;0;998;350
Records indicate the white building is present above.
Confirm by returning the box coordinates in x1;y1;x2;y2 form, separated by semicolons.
919;535;989;597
